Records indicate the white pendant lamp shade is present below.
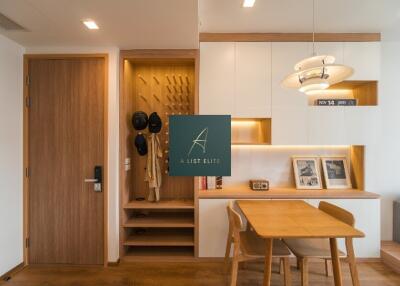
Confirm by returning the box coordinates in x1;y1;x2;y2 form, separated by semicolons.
281;55;354;95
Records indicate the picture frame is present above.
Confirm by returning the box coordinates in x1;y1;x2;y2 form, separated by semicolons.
292;157;322;189
321;157;352;189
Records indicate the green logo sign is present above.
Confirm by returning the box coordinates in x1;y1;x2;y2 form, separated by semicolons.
169;115;231;176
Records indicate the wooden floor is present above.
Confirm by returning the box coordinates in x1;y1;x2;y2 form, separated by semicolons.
2;260;400;286
381;240;400;274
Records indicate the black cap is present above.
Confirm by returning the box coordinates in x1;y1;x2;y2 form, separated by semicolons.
132;111;148;131
148;112;162;133
134;133;148;156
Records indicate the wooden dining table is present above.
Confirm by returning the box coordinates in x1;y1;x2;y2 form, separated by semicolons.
236;200;365;286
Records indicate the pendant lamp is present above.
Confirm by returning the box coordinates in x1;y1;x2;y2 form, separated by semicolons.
281;0;353;95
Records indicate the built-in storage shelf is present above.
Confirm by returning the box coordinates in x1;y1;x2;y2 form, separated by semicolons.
124;212;195;228
124;229;194;246
198;186;379;199
124;200;194;210
231;118;271;145
123;246;195;262
120;51;197;261
308;80;378;106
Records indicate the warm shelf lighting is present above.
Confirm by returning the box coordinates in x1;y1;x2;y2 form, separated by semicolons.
242;0;256;8
83;20;99;30
231;120;258;127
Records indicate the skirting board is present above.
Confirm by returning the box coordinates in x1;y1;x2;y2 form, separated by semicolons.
0;262;25;281
107;259;120;267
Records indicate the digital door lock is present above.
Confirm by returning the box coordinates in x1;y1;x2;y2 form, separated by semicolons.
84;166;102;192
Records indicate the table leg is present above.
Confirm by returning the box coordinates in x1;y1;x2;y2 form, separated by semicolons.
345;238;360;286
329;238;343;286
263;238;273;286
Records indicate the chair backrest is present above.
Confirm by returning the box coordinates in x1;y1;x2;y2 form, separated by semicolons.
227;201;243;241
319;201;355;227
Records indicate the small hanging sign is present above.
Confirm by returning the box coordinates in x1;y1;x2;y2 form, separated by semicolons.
169;115;231;176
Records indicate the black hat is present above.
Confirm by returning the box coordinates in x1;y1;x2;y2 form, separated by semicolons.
148;112;162;133
132;111;148;131
134;133;148;156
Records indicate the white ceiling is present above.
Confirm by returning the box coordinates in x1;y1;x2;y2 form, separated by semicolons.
0;0;199;49
1;0;400;49
199;0;400;34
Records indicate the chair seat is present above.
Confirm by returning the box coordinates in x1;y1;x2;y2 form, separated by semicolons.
284;238;346;258
240;231;291;257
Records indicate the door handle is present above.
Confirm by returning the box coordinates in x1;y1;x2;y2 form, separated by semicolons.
85;166;102;192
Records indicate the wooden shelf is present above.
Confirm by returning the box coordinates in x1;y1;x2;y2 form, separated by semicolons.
123;213;195;228
122;246;194;262
124;229;194;246
124;200;194;210
308;80;378;106
231;118;271;145
198;185;380;199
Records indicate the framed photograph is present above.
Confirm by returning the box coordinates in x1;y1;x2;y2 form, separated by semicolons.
321;157;352;189
292;157;322;189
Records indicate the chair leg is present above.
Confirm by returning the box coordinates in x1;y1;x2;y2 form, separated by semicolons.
278;258;283;274
296;257;301;270
230;242;240;286
283;257;292;286
324;259;331;277
300;258;309;286
225;236;232;273
346;238;360;286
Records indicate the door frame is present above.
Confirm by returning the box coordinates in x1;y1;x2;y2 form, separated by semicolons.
23;54;109;266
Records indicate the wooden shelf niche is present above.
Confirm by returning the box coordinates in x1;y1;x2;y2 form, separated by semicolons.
308;81;378;106
231;118;271;145
120;52;198;261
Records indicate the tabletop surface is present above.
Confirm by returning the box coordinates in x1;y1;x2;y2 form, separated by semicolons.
237;200;365;239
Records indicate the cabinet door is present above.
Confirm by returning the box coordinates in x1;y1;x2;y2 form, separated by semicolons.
199;42;235;115
307;199;380;258
235;42;272;118
314;42;344;64
344;107;379;145
271;42;310;108
344;42;381;80
307;107;346;145
272;107;309;145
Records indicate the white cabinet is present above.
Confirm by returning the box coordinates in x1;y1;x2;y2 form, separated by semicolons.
344;107;379;145
199;198;380;258
344;42;381;80
307;199;380;258
272;107;309;145
199;42;235;115
315;42;344;64
199;42;272;118
307;107;346;145
235;42;272;117
271;42;310;108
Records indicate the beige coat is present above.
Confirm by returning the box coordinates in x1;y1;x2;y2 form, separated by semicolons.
145;133;162;201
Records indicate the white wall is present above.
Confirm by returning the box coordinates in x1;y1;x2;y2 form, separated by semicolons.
227;146;350;187
377;28;400;240
24;46;120;262
0;34;24;275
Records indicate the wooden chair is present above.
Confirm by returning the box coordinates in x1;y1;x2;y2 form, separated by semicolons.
225;201;292;286
284;201;360;286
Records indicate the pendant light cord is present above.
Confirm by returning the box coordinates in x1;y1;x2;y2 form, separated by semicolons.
312;0;315;56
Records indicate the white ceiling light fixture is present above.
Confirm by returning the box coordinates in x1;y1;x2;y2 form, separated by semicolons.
83;20;99;30
282;0;353;95
242;0;256;8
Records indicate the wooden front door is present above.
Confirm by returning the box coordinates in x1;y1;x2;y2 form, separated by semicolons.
27;57;106;264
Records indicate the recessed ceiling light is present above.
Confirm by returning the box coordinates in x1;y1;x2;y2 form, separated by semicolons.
83;20;99;30
242;0;256;7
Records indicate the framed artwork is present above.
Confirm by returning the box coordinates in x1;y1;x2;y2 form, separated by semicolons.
293;157;322;189
321;157;352;189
